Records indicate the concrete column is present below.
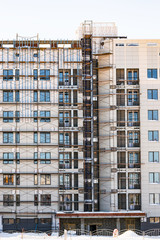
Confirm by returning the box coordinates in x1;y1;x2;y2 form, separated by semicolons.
81;218;84;233
116;218;120;232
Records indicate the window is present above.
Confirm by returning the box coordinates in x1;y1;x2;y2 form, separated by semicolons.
34;174;38;185
74;194;78;211
149;193;160;204
147;69;157;79
128;131;140;147
128;194;141;210
118;173;126;189
59;70;70;85
15;132;20;143
40;174;51;185
116;69;124;85
34;91;38;102
3;219;14;224
3;91;13;102
59;112;71;127
3;174;14;185
3;111;13;123
40;218;51;224
59;92;70;106
127;69;139;85
34;132;38;143
148;90;158;100
3;69;13;81
34;194;38;206
128;152;140;168
16;174;20;185
148;110;158;120
150;217;160;223
3;153;13;164
16;152;20;164
149;152;159;162
128;173;140;189
148;131;159;141
15;90;19;102
59;71;63;85
59;153;71;169
3;132;13;143
15;69;19;81
34;111;38;122
33;53;38;58
34;152;38;164
149;173;160;183
40;111;50;122
59;174;72;189
118;194;126;210
59;133;70;147
40;91;50;102
74;152;78;169
33;69;38;80
73;69;78;85
74;173;78;189
127;111;139;126
74;132;78;146
40;152;51;164
73;110;78;127
40;69;50;80
15;111;20;122
16;194;20;206
127;90;139;106
60;194;72;211
3;195;14;206
40;194;51;206
40;132;50;143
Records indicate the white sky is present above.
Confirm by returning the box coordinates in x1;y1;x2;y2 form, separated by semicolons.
0;0;160;40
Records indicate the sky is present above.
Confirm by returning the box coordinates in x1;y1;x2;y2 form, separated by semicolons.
0;0;160;40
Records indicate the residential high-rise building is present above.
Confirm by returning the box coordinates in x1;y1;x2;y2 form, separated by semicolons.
0;21;159;232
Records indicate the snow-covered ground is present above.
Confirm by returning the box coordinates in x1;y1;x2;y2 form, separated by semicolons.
0;231;160;240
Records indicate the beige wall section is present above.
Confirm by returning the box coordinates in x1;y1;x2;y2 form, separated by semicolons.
99;39;160;216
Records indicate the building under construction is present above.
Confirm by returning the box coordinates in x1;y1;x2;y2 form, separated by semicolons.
0;20;159;231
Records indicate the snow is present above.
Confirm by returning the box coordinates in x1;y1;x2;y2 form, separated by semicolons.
0;230;159;240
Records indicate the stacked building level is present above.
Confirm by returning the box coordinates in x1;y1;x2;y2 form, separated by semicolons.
0;21;160;232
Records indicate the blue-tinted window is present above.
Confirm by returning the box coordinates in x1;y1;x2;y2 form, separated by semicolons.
3;91;13;102
40;133;50;143
148;110;158;120
40;91;50;102
59;72;63;83
40;111;50;122
3;153;14;164
33;69;38;80
15;132;20;143
34;132;38;143
3;133;13;143
147;90;158;100
3;111;13;122
34;91;38;102
147;69;157;79
40;69;50;80
3;70;13;81
40;152;51;164
149;152;159;162
34;111;38;122
15;111;20;122
148;131;159;141
15;69;19;81
15;91;19;102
